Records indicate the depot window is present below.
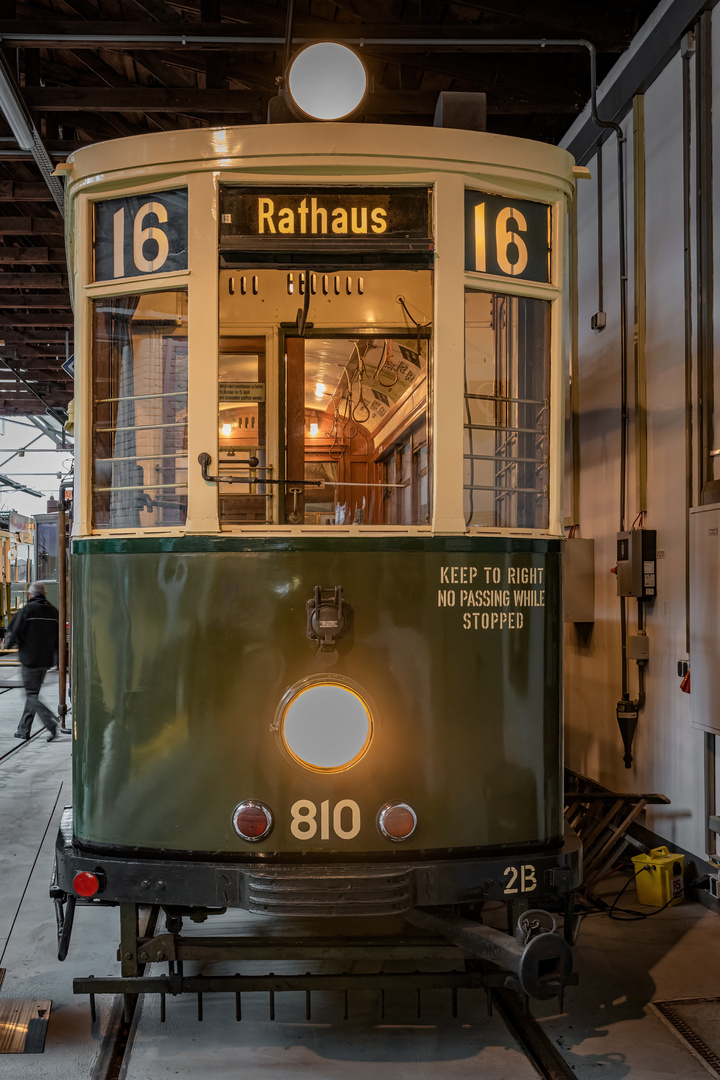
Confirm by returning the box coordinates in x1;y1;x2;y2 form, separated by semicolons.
91;289;188;529
464;291;550;529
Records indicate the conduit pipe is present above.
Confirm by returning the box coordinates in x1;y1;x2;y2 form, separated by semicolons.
0;49;64;213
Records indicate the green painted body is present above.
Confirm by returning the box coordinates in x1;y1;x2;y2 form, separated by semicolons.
72;536;562;857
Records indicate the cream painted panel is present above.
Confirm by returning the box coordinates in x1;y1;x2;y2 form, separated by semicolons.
219;269;432;330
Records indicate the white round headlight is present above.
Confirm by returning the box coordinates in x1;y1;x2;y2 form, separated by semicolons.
286;42;368;121
280;680;373;772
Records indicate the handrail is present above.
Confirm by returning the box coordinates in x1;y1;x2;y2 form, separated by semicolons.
197;452;322;487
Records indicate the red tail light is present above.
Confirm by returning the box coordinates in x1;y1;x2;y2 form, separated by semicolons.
232;800;273;842
377;802;417;842
73;871;101;897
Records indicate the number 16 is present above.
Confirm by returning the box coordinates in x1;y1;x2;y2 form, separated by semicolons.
112;201;170;278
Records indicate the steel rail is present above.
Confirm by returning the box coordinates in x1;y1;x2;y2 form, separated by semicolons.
0;727;43;762
490;982;579;1080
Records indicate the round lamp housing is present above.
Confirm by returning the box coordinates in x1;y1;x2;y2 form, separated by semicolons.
286;42;368;121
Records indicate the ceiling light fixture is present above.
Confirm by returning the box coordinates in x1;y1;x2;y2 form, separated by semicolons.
285;42;368;121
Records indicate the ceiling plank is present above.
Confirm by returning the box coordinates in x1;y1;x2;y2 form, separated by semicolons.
0;332;71;343
23;86;264;111
0;247;66;263
0;273;67;287
0;217;65;235
0;182;55;201
0;312;73;325
0;293;72;307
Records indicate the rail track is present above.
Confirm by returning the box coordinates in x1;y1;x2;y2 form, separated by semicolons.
89;928;578;1080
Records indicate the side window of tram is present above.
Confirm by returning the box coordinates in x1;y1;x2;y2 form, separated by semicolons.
290;336;430;526
218;339;268;524
463;290;550;530
92;289;188;529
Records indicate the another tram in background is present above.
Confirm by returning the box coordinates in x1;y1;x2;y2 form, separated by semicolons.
51;112;582;1005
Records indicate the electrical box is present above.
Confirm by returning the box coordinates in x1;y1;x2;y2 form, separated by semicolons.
632;846;685;907
626;633;650;660
563;538;594;622
616;529;657;598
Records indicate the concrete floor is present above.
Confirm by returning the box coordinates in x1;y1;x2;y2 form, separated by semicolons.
1;673;719;1079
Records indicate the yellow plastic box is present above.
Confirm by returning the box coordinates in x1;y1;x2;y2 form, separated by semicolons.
631;846;685;906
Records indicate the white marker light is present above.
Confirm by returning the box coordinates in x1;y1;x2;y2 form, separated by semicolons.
309;422;319;438
221;423;232;437
286;42;368;121
315;381;327;399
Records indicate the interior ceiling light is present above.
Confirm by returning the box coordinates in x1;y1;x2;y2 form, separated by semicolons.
285;42;368;121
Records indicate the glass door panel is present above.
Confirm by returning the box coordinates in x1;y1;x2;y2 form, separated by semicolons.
217;337;268;524
285;335;430;525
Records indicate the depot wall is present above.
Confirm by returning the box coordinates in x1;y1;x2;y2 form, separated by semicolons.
566;42;712;856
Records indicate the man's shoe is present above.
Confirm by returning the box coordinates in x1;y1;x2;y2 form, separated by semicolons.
47;728;57;742
13;732;29;740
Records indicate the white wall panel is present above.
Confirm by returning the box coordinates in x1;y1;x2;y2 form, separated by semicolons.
566;51;706;855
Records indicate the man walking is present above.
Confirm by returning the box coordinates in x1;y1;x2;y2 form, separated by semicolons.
6;582;62;742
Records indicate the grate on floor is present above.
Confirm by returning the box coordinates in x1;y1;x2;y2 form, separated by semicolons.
652;998;720;1078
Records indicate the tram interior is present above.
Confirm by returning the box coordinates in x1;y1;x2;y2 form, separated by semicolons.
89;271;550;531
218;332;429;526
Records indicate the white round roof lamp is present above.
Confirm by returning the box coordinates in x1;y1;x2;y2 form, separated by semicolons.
282;683;372;771
287;42;368;121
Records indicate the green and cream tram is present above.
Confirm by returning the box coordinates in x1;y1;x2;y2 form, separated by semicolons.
53;121;581;1003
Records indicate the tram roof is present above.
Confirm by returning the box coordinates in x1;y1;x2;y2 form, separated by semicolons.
0;0;659;418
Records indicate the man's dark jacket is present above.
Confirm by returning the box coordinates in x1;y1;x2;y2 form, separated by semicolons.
6;595;59;668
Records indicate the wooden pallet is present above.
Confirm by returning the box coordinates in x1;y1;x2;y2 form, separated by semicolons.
564;768;670;889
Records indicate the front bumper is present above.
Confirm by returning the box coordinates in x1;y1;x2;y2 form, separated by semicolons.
53;807;581;917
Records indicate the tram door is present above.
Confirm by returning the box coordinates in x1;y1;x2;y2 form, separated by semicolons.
218;268;433;527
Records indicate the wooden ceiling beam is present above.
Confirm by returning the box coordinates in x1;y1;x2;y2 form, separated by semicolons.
0;182;55;201
0;217;65;235
23;84;579;116
70;49;136;88
0;328;72;341
0;248;67;264
0;312;73;326
23;87;265;112
0;275;68;287
0;293;72;307
0;353;68;365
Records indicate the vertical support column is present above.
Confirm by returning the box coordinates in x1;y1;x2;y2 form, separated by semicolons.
74;191;92;538
433;173;466;533
119;903;139;978
549;197;567;537
285;336;305;523
696;11;714;495
706;731;717;858
186;171;220;533
633;95;647;515
565;193;580;530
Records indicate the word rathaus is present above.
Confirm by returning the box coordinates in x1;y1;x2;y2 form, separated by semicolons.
256;196;389;235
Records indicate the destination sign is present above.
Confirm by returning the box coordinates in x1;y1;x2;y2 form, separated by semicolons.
220;187;432;245
94;188;188;283
464;190;550;283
